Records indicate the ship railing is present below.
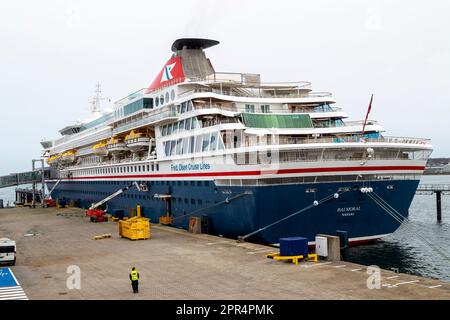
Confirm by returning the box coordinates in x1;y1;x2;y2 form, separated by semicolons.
114;88;148;109
112;105;177;134
237;135;431;147
178;86;332;99
192;103;342;114
344;120;380;126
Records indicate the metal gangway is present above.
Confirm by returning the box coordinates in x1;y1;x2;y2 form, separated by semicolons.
0;160;51;208
0;170;49;189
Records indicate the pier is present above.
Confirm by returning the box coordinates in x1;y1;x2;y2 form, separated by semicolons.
416;184;450;222
0;206;449;300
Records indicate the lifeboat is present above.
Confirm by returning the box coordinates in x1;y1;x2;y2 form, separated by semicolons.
124;130;151;152
60;150;77;164
106;136;128;155
92;141;108;156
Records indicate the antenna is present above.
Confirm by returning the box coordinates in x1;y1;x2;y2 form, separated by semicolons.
89;83;110;113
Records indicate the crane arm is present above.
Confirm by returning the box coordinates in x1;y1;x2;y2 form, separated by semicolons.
89;183;134;210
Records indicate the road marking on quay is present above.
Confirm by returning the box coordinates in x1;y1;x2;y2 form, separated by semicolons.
350;268;362;272
0;286;28;300
206;241;230;246
428;285;442;289
334;265;347;268
386;275;399;279
300;262;333;268
388;280;420;288
0;268;28;300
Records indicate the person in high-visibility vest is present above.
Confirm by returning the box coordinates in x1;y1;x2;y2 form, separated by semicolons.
129;267;140;293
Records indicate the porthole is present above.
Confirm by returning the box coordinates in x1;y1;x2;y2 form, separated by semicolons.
160;94;164;105
171;89;175;101
155;97;159;107
165;92;170;103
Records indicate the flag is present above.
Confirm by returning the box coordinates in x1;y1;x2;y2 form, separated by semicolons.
361;94;374;136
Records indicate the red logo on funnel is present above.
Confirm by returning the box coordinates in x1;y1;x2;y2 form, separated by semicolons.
146;56;184;93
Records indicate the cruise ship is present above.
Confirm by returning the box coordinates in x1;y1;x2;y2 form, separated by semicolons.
42;38;432;245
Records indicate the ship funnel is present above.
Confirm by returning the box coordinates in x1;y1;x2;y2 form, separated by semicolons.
146;38;219;93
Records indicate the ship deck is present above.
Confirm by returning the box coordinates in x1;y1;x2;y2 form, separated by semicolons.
0;206;448;299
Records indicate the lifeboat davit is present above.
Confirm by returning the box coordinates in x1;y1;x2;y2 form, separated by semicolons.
124;130;150;152
106;136;128;155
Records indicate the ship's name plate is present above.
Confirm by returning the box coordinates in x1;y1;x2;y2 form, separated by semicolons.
171;163;211;172
337;206;360;216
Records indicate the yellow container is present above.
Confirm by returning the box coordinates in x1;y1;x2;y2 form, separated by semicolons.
119;216;150;240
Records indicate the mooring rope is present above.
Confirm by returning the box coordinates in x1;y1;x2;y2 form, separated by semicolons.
169;190;253;222
238;190;349;242
366;191;450;261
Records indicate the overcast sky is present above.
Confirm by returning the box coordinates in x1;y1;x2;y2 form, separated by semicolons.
1;0;449;175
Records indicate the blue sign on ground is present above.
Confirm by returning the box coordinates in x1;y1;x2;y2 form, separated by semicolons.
0;268;18;287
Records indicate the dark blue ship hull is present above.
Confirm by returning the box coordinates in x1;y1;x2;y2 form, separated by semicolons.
46;179;419;244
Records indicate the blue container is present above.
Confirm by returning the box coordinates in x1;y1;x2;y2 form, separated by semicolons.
279;237;308;257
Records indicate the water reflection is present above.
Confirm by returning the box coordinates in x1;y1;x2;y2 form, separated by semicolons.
348;218;450;281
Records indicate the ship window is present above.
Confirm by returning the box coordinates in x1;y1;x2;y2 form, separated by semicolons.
182;138;189;155
181;102;187;113
209;132;218;151
176;138;183;155
170;140;176;156
151;164;154;171
189;136;195;153
184;118;191;130
147;165;150;171
198;199;203;205
165;92;169;104
173;122;179;134
191;117;198;129
187;101;193;112
164;141;169;156
134;166;138;172
167;124;172;135
245;104;255;113
171;90;175;101
155;97;159;107
195;135;203;153
218;135;225;150
138;166;142;172
156;164;159;171
202;133;211;152
144;98;153;109
130;167;134;173
160;94;164;105
162;125;167;136
178;120;185;132
261;104;270;113
191;199;195;205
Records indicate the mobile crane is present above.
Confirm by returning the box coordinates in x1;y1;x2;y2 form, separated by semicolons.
86;181;148;222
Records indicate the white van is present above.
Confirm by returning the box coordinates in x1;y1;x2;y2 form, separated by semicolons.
0;238;16;266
